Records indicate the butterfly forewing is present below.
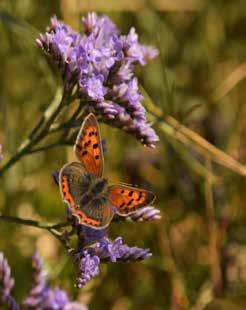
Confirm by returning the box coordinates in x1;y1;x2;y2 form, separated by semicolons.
74;113;104;178
108;184;156;216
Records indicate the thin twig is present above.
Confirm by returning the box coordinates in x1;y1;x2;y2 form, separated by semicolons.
204;157;223;297
165;116;246;177
142;87;246;177
29;141;64;154
212;63;246;101
0;88;70;177
0;213;70;230
0;213;74;253
158;221;190;310
164;133;219;183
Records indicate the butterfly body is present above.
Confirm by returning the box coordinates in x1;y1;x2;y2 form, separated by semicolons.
59;114;156;229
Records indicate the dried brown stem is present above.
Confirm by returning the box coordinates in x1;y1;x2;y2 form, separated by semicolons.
204;157;223;296
158;222;190;310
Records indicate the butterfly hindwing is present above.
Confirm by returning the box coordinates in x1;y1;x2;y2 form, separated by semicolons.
108;184;156;216
75;198;114;229
59;162;113;229
74;113;104;178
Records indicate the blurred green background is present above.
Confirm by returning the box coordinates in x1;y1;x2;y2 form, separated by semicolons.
0;0;245;309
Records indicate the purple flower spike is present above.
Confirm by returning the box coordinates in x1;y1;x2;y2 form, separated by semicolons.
6;295;20;310
0;253;15;301
38;12;159;147
23;252;47;308
24;252;88;309
127;206;161;222
119;246;152;262
75;236;151;287
76;251;100;288
97;237;152;262
0;253;20;310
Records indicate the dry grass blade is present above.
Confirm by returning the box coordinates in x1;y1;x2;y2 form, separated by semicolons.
144;94;246;176
212;63;246;101
165;116;246;177
204;157;223;296
144;93;246;177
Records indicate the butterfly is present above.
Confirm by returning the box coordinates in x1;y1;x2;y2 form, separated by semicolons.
59;113;156;229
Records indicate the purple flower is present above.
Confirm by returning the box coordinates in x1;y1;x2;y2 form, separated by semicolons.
75;236;152;287
97;237;129;262
0;253;19;309
6;295;20;310
122;27;145;65
81;75;106;101
0;253;14;299
37;12;159;148
75;251;100;288
23;252;46;308
115;61;134;82
97;237;152;262
23;252;87;309
113;206;161;222
42;287;69;309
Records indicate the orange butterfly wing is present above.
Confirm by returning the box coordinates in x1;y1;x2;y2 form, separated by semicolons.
108;184;156;216
74;113;104;178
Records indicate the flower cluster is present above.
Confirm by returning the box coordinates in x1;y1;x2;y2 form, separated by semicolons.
0;252;87;310
75;229;152;288
0;253;19;310
23;252;87;310
37;13;159;147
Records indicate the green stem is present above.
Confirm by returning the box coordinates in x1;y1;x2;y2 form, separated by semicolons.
28;141;63;154
0;88;71;177
0;213;70;230
0;213;74;253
